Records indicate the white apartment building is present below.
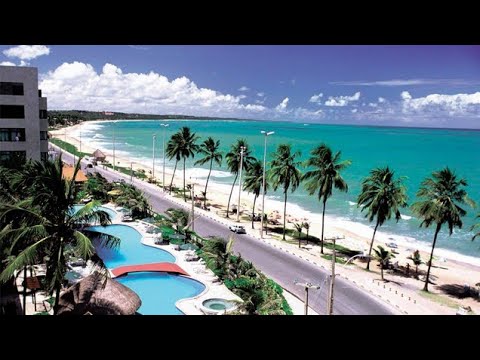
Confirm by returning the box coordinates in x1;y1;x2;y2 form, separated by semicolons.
0;66;48;164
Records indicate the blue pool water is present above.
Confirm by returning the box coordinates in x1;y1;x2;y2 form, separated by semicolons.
71;204;118;221
88;224;175;268
116;272;205;315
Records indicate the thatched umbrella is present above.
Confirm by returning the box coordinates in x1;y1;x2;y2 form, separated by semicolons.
57;272;141;315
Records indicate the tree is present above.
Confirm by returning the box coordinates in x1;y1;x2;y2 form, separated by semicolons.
194;137;222;208
114;182;151;219
411;167;475;291
293;222;303;247
166;127;199;202
357;167;408;270
166;135;182;194
270;144;302;241
225;139;255;218
472;214;480;241
303;221;311;244
0;156;118;314
243;159;267;229
164;208;189;234
302;144;351;254
373;245;395;281
407;250;423;278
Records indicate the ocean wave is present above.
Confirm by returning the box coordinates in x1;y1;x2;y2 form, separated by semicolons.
184;168;232;179
93;133;105;139
401;214;413;220
348;201;357;206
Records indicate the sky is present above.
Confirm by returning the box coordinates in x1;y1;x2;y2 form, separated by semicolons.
1;45;480;129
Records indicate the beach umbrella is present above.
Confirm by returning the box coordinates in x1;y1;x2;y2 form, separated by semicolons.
57;272;141;315
179;243;199;251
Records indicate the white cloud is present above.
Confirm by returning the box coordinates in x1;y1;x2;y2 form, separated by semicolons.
0;61;16;66
325;92;361;107
238;95;247;99
402;91;480;113
257;92;265;97
401;91;412;100
293;107;323;119
291;78;296;86
351;108;358;113
309;93;323;103
275;97;289;112
3;45;50;60
378;97;386;103
368;103;378;107
40;62;270;117
19;60;29;66
238;86;249;92
331;79;480;86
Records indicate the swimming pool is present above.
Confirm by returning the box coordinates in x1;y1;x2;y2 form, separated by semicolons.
71;204;118;222
117;272;205;315
88;224;175;268
88;224;204;314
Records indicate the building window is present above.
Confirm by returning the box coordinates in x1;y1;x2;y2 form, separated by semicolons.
41;152;48;162
0;128;25;142
0;105;25;119
40;131;48;140
0;151;26;166
0;82;24;96
40;110;48;119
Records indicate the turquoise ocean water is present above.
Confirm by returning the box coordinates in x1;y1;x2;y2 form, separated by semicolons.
75;120;480;261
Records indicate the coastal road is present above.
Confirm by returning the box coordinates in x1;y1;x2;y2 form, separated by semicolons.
60;150;396;315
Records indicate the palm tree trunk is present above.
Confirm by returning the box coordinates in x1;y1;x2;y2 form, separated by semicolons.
204;159;213;208
321;200;327;254
23;266;27;315
226;173;238;218
366;220;380;270
380;264;384;281
252;195;257;229
283;191;288;241
423;223;441;292
53;241;64;315
169;160;178;194
183;158;186;202
306;228;309;244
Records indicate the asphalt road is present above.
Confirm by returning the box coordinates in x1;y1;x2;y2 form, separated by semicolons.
60;149;395;315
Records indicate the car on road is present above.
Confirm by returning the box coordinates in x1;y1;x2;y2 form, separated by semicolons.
229;225;246;234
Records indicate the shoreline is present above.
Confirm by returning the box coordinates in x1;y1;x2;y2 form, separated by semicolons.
50;123;480;270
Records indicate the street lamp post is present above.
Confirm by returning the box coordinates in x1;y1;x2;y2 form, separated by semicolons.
160;123;169;191
190;180;195;232
152;134;156;183
260;131;274;238
294;281;321;315
236;146;246;222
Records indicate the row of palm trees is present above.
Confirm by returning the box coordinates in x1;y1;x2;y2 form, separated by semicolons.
164;126;479;292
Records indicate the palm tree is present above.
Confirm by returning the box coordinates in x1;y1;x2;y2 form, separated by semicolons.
194;137;222;208
166;127;199;202
225;139;255;218
0;156;118;314
407;250;423;278
114;182;151;219
411;167;475;291
166;135;182;194
164;208;189;234
243;159;267;229
472;214;480;240
357;167;408;270
302;144;351;254
270;144;302;241
303;221;311;244
293;223;303;247
373;245;395;281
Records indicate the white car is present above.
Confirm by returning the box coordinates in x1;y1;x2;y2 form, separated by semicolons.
229;225;246;234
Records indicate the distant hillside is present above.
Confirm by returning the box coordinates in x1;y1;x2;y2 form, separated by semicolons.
47;110;246;127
